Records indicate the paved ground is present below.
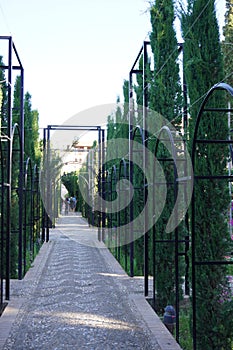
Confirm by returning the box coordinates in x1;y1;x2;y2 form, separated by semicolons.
0;213;182;350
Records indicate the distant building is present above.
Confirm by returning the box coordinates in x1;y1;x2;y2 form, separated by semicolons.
62;145;92;173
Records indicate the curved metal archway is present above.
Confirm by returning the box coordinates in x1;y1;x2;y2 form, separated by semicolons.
32;164;41;259
0;36;24;303
0;136;6;313
130;125;146;279
104;169;111;234
24;157;33;276
11;123;24;280
110;165;118;255
153;125;190;343
191;82;233;349
118;158;130;273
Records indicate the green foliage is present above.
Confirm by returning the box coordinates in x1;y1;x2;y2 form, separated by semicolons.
103;0;233;350
150;0;182;124
8;76;42;278
61;171;78;198
10;76;21;277
222;0;233;87
0;56;7;127
24;92;41;164
104;99;131;249
181;1;233;348
179;308;193;350
148;0;185;311
181;0;224;139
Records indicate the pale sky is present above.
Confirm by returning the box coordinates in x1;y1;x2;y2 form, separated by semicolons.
0;0;226;129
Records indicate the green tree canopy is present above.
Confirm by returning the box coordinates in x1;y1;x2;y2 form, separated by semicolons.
181;1;233;348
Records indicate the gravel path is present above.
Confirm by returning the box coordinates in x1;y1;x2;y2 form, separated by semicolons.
1;214;181;350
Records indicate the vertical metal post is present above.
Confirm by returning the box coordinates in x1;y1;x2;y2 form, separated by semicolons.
6;37;13;300
181;42;190;296
174;166;180;343
41;128;46;242
23;164;27;276
87;150;92;224
181;43;188;141
0;141;4;308
32;168;36;259
129;71;134;277
98;127;102;241
143;41;149;297
29;167;33;261
191;158;197;350
46;127;50;242
101;129;106;241
18;67;24;280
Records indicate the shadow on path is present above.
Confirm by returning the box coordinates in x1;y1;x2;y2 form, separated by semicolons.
0;214;182;350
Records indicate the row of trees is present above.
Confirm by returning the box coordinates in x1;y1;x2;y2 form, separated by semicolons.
104;1;233;349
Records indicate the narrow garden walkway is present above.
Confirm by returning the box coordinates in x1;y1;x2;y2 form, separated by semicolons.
0;213;182;350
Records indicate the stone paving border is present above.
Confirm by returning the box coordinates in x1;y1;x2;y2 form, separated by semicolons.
0;241;54;350
0;216;182;350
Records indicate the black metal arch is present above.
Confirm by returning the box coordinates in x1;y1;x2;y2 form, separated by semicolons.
0;37;24;301
130;125;145;278
109;164;118;252
118;158;131;273
193;83;233;137
0;136;6;314
32;164;41;260
0;37;42;313
191;82;233;349
132;125;145;142
154;126;176;160
11;123;24;280
104;169;111;232
118;158;130;233
105;159;132;273
153;125;190;343
23;157;33;276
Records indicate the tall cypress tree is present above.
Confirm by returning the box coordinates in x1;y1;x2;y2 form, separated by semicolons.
11;78;41;276
149;0;183;309
150;0;182;123
181;0;224;138
222;0;233;87
31;109;41;165
181;1;233;348
105;97;129;241
0;56;7;129
24;92;40;164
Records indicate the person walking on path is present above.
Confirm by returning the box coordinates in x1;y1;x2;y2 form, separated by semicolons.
65;197;69;215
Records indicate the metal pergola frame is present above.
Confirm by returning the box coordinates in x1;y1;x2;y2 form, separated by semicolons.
131;125;145;279
11;123;24;279
0;36;24;303
42;124;105;241
110;164;118;250
129;40;150;289
128;40;188;297
0;37;42;312
118;158;130;272
153;125;190;343
191;82;233;349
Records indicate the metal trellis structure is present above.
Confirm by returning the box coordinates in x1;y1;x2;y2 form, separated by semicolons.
191;82;233;349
